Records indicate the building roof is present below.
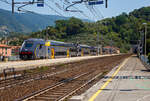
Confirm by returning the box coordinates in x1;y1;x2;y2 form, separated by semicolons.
11;46;21;49
104;46;111;48
0;44;11;48
104;46;120;50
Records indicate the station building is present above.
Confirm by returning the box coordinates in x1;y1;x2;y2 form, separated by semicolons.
0;44;12;57
11;46;21;55
0;44;21;61
103;46;120;54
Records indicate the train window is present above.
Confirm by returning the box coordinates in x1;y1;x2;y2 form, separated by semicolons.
55;52;66;56
70;48;77;52
39;45;42;49
25;41;33;47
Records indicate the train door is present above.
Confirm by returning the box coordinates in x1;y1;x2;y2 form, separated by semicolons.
51;48;55;59
34;44;40;59
88;49;91;56
39;44;46;59
34;44;44;59
81;49;84;56
67;49;70;58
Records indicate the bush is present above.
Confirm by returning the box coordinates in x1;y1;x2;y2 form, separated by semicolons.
148;53;150;62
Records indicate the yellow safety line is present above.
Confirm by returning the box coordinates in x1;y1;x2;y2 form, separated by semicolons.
88;57;130;101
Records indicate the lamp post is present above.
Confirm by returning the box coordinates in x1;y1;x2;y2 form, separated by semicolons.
96;21;103;55
95;22;100;56
143;23;147;57
46;27;50;59
97;31;100;55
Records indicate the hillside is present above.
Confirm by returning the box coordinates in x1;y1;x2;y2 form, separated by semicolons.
2;6;150;53
30;6;150;53
0;9;69;33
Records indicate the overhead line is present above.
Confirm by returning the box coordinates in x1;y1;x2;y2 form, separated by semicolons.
0;0;36;13
91;6;101;19
92;6;103;19
94;6;104;19
44;2;64;16
0;0;64;16
84;3;99;21
0;0;11;4
48;0;64;11
61;0;91;19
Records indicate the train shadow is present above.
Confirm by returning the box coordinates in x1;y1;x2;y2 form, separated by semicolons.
141;69;150;72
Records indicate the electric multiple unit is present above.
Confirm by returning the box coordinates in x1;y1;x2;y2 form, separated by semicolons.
19;38;98;60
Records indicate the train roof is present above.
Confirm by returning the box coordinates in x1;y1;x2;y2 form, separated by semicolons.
25;38;45;42
80;44;91;48
24;38;96;48
48;40;73;47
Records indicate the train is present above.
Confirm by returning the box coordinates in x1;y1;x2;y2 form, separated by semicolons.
19;38;99;60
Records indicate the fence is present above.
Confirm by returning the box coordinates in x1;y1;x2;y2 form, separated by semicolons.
8;55;20;61
0;55;20;61
139;55;150;70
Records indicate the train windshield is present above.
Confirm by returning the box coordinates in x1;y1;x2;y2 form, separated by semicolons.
24;41;33;48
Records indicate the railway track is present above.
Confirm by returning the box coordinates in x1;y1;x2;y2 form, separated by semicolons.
16;70;102;101
0;54;131;101
0;65;79;90
0;55;109;89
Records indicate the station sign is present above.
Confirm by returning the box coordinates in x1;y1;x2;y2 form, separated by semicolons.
37;0;44;7
88;0;104;5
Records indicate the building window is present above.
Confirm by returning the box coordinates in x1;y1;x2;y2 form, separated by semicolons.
5;48;7;55
2;48;3;55
0;48;2;55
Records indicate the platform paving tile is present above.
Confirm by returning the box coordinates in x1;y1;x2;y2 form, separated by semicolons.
77;56;150;101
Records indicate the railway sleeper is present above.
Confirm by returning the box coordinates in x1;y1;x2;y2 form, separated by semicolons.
41;95;62;97
29;100;44;101
34;96;56;100
46;91;68;94
40;95;63;97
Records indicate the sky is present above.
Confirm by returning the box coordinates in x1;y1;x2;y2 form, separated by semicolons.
0;0;150;21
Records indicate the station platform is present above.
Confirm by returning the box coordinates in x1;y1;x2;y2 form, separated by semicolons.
73;56;150;101
0;54;118;73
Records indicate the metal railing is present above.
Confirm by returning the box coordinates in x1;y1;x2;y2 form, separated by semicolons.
139;55;150;70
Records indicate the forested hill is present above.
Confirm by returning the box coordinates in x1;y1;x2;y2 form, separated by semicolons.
3;6;150;53
0;9;69;33
30;6;150;53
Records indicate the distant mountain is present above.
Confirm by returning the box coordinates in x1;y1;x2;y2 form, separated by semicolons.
0;9;91;33
0;9;70;33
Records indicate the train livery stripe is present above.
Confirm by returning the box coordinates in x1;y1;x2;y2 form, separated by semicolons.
34;46;38;58
34;44;40;58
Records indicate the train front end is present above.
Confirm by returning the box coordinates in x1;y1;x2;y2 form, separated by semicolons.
19;39;35;60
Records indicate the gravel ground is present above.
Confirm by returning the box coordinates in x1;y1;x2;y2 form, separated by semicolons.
0;54;130;101
0;54;120;73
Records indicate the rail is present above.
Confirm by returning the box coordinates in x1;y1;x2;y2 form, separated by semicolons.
0;67;76;90
15;72;91;101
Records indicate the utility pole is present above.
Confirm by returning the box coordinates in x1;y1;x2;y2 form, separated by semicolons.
12;0;15;13
45;27;50;59
100;35;103;55
11;0;44;13
96;22;103;55
96;21;100;56
145;24;147;57
139;31;144;55
105;0;108;8
97;31;100;55
143;23;147;57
